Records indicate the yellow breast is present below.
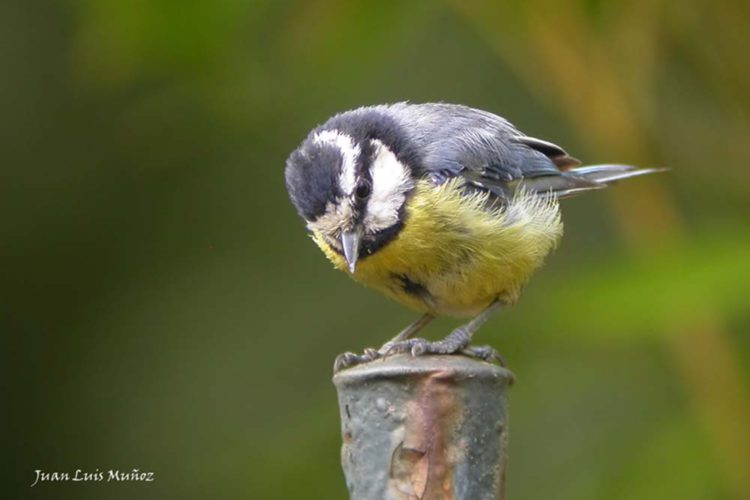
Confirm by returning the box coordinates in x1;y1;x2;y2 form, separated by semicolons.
314;179;563;317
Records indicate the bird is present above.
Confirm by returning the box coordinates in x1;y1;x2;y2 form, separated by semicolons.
284;102;664;371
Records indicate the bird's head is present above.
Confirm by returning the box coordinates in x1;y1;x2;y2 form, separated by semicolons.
285;128;415;273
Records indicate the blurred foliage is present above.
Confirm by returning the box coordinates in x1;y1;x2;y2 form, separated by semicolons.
2;0;749;499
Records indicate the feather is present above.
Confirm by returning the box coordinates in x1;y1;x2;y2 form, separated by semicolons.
517;164;666;199
565;164;668;184
513;136;581;170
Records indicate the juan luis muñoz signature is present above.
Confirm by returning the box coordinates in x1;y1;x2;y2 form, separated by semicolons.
31;469;155;487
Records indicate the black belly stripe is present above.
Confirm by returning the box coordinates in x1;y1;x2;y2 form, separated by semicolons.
393;274;434;304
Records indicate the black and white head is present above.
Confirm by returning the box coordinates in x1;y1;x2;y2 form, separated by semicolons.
285;116;418;273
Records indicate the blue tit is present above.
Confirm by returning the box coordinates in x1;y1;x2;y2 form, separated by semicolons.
284;102;663;371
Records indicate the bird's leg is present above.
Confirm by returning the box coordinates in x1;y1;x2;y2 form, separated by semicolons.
379;313;434;353
385;300;505;364
333;313;435;372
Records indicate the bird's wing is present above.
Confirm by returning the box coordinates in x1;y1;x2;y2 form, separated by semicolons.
385;103;602;201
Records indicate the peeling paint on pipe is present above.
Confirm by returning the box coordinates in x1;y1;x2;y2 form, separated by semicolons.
334;355;514;500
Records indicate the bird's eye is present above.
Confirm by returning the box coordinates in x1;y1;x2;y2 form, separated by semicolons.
355;182;371;199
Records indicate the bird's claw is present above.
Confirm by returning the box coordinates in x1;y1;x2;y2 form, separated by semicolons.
461;345;507;366
383;338;506;366
335;338;506;372
383;333;468;357
333;348;382;372
382;338;429;357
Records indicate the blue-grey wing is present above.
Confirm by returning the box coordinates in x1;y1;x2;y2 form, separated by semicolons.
381;103;592;200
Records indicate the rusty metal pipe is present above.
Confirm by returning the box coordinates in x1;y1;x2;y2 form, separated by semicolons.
333;355;514;500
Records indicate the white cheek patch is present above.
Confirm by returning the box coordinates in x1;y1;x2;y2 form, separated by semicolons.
313;129;359;195
364;139;413;233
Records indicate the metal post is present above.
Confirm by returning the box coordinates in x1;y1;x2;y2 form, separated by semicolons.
333;354;514;500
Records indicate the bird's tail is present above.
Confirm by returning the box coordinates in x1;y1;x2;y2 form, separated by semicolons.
568;164;667;184
520;164;667;199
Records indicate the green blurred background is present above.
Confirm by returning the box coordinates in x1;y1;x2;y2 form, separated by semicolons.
4;1;750;499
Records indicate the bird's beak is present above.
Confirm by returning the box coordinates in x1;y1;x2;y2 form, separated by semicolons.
340;229;362;273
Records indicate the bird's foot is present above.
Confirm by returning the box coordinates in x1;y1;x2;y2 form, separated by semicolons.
333;348;382;372
382;338;505;366
382;326;506;366
461;345;507;367
384;325;472;357
334;324;507;372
